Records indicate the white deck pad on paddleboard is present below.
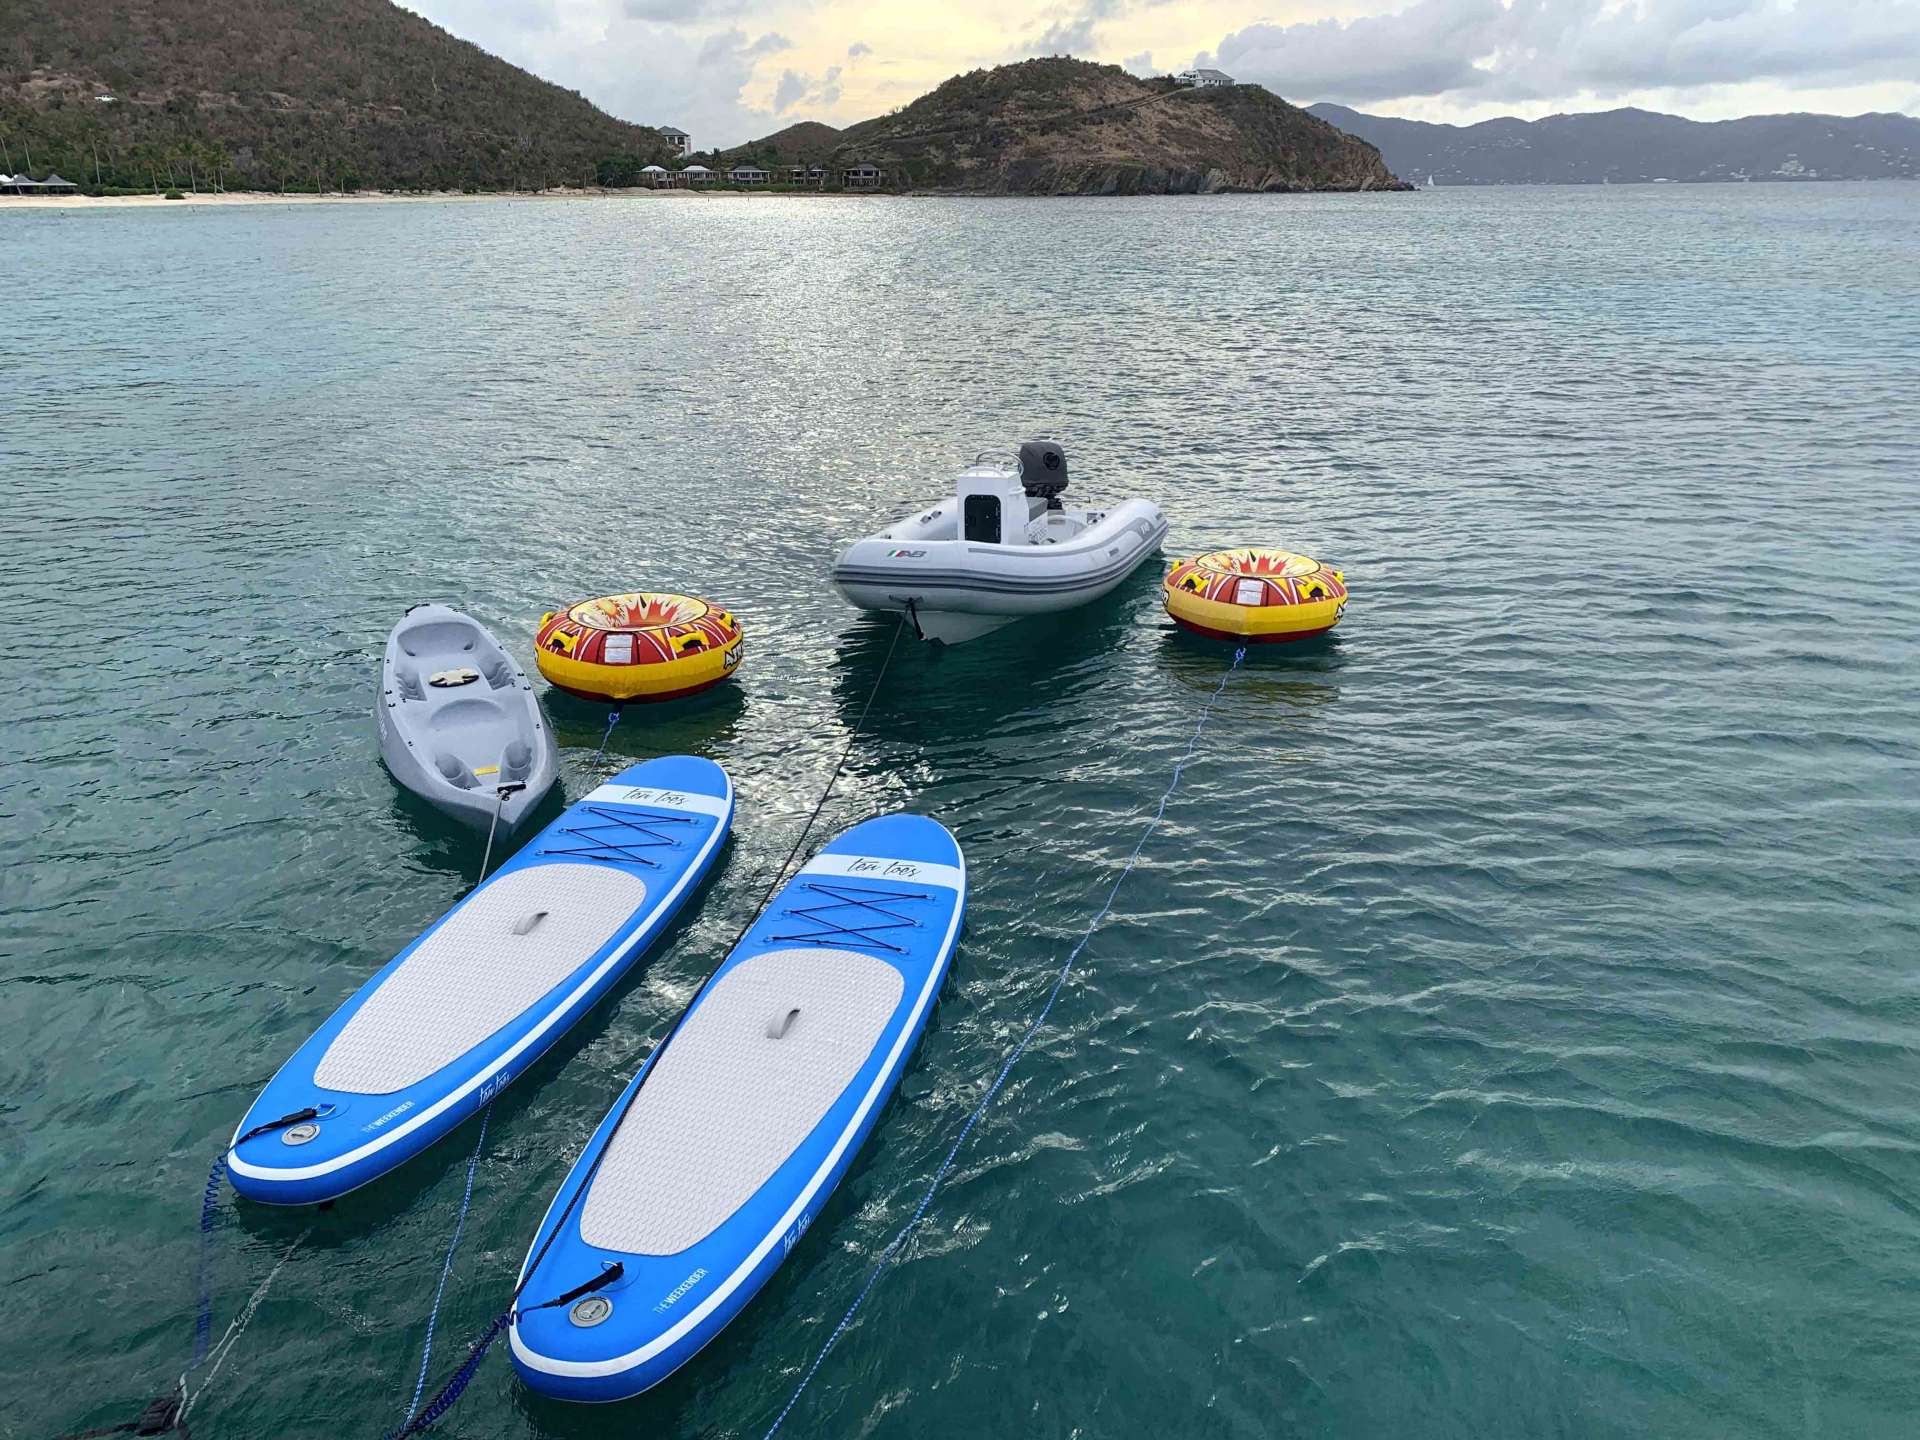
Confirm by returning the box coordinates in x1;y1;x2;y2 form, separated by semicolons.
315;863;649;1095
579;947;905;1256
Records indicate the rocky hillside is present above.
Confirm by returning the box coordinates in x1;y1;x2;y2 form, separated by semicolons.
0;0;673;191
1310;102;1920;185
746;58;1404;194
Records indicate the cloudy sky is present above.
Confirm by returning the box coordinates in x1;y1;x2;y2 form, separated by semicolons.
404;0;1920;150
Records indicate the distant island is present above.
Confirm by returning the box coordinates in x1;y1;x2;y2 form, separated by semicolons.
0;0;675;194
1;1;1400;198
1308;103;1920;186
728;59;1405;195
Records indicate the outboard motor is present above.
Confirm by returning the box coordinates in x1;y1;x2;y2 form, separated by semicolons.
1019;440;1069;510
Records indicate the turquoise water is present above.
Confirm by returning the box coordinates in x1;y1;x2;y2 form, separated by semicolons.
4;183;1918;1438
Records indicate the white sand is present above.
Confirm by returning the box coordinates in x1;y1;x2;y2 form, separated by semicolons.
0;186;884;211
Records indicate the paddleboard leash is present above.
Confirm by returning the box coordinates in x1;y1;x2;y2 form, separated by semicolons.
761;644;1248;1438
385;612;911;1437
400;1102;492;1426
594;707;622;767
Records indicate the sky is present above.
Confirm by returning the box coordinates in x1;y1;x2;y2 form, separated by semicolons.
403;0;1920;151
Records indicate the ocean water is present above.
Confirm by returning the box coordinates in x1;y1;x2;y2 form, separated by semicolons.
3;182;1917;1439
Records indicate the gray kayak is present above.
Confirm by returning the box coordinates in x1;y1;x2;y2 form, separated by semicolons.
377;604;559;834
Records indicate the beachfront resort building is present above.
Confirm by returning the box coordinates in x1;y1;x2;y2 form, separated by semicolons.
1176;69;1235;87
786;164;828;186
680;164;714;186
2;172;79;194
728;165;770;186
657;126;691;157
842;163;886;188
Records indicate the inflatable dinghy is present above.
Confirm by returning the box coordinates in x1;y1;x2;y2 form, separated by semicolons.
226;757;733;1206
831;441;1167;644
509;814;966;1401
380;604;558;834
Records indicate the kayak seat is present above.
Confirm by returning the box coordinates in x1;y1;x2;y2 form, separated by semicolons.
400;618;482;659
427;696;508;735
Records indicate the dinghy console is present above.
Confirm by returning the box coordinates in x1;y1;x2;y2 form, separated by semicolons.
830;439;1169;645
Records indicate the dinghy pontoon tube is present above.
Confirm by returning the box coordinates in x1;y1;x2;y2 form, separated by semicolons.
831;441;1168;644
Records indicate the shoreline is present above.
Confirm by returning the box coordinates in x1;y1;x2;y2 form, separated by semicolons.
0;187;784;210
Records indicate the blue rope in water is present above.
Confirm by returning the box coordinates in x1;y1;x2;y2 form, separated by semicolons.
190;1154;226;1368
402;1103;492;1425
385;1313;512;1440
594;708;620;765
760;645;1247;1438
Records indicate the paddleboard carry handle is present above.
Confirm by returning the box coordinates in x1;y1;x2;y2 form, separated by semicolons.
233;1105;321;1146
767;1006;801;1040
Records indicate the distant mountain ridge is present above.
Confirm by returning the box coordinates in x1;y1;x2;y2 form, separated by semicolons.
1307;103;1920;185
1;0;672;191
735;58;1405;194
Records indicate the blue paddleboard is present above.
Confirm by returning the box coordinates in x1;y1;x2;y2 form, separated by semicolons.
226;756;733;1206
509;812;966;1401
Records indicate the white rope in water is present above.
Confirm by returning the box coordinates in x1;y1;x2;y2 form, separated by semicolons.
177;1227;311;1423
761;646;1247;1437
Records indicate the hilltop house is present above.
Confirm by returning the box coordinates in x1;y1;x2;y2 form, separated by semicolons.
842;162;886;188
657;126;691;157
1176;69;1235;88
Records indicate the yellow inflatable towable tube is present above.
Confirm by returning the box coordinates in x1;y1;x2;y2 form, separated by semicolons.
1164;548;1348;643
535;592;743;703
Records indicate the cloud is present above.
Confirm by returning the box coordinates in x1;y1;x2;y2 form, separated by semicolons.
619;0;748;22
847;40;871;58
1202;0;1920;107
772;62;842;113
1122;50;1155;77
1032;0;1126;56
772;69;809;112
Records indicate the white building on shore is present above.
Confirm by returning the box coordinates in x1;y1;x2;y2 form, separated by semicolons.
657;126;691;157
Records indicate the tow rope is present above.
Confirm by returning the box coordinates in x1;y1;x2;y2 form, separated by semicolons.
760;645;1248;1437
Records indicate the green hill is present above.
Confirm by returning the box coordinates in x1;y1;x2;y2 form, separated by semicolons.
0;0;673;192
744;58;1404;194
